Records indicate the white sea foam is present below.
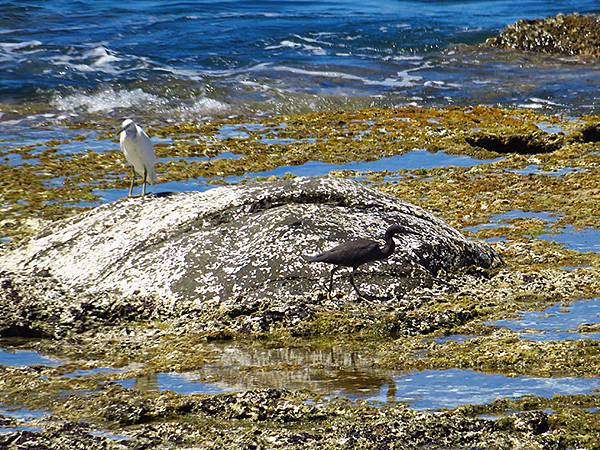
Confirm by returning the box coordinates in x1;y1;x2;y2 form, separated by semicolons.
424;80;461;89
516;98;563;109
164;63;271;79
0;40;43;62
187;12;288;19
0;40;42;51
388;55;424;61
292;34;332;46
52;88;165;113
262;64;424;88
266;40;326;55
0;29;23;35
178;97;230;115
529;97;562;106
265;40;301;50
154;66;204;81
49;45;125;75
239;80;284;93
516;103;544;109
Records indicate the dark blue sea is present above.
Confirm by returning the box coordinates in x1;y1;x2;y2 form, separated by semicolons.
1;0;599;126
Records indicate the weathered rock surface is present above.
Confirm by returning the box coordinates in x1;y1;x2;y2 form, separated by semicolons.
0;177;499;335
486;13;600;57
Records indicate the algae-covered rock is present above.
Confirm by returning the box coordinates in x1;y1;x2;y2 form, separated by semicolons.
486;13;600;57
0;177;499;336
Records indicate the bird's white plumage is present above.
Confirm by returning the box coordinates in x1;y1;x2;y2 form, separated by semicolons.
119;119;157;184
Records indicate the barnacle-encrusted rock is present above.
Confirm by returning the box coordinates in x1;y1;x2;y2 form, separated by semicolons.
486;13;600;57
0;177;499;336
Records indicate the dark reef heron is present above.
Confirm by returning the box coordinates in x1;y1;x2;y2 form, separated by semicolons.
307;224;416;297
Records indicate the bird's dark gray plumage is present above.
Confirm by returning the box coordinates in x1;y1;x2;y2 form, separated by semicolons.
308;224;415;297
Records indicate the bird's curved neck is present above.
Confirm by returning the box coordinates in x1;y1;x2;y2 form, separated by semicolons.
381;233;396;258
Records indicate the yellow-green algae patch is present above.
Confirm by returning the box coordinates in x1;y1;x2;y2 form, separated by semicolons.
1;106;598;246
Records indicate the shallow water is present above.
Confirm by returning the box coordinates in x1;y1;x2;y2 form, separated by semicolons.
117;372;228;395
489;297;600;341
539;226;600;253
464;209;559;233
113;360;600;409
508;165;581;177
63;367;124;378
464;211;600;254
382;369;600;409
89;430;130;442
0;348;60;367
90;149;498;201
0;425;43;434
434;335;477;344
2;339;600;414
0;407;46;421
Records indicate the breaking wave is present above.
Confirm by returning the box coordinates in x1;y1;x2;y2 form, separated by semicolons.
52;88;166;113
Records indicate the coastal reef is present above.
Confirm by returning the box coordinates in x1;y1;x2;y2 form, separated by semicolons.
0;177;498;338
0;104;598;449
486;13;600;57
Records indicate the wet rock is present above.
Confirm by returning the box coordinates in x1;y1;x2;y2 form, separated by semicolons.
0;414;16;427
0;177;499;336
95;386;316;426
0;270;155;338
0;421;129;450
194;388;318;422
572;123;600;143
486;13;600;57
510;410;549;434
466;131;563;154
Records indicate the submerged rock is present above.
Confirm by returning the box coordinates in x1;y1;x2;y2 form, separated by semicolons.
486;13;600;57
0;177;499;336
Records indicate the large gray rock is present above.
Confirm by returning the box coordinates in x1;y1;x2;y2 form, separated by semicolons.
0;177;499;335
2;177;499;300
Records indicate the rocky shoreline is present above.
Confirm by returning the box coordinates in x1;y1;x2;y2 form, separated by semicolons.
1;13;600;447
1;102;599;448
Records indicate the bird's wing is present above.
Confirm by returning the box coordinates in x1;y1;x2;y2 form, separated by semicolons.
310;239;380;266
135;126;157;164
346;239;381;259
134;125;157;183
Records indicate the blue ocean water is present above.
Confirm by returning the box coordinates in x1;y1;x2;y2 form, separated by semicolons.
1;0;599;121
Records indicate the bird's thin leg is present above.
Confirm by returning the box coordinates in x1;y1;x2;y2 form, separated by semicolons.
128;167;136;197
328;266;339;295
142;167;147;198
349;267;364;298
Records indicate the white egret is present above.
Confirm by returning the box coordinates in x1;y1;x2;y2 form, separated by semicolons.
117;119;157;197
